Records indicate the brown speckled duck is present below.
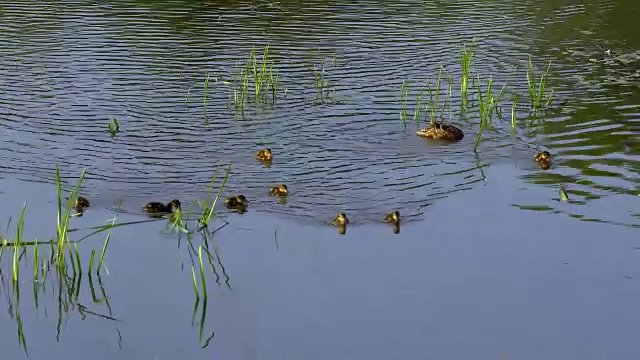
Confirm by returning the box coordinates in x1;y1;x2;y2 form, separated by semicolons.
416;121;464;141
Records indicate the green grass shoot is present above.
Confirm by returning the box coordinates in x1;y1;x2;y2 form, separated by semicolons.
198;161;231;228
511;95;518;132
55;163;86;269
459;41;475;108
399;80;409;126
413;79;428;126
204;72;210;115
108;118;119;138
526;55;553;111
232;45;279;111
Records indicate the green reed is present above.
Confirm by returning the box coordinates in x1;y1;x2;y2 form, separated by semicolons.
459;42;475;108
204;72;210;115
511;95;518;132
474;75;506;152
399;80;409;126
413;79;428;126
12;203;26;287
560;185;569;201
198;246;207;300
97;229;110;276
232;45;280;112
108;118;119;138
55;163;86;269
526;55;553;111
198;161;231;228
427;67;444;123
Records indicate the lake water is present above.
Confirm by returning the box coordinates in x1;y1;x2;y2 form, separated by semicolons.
0;0;638;359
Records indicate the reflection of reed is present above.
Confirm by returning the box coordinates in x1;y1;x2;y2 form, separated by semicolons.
0;254;119;354
185;228;231;348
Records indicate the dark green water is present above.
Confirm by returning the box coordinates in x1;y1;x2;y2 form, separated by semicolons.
0;0;638;359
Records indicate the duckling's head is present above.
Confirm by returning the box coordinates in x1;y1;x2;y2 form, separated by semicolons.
168;199;181;212
265;148;272;155
237;195;247;205
277;184;288;195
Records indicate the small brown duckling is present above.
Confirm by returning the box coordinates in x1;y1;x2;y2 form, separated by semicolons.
416;121;464;141
534;150;553;170
333;213;349;235
144;199;181;214
74;195;90;215
269;184;289;197
256;148;272;162
224;195;248;209
384;211;401;234
333;213;349;226
383;211;400;225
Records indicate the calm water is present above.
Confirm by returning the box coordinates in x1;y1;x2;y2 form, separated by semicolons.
0;0;639;359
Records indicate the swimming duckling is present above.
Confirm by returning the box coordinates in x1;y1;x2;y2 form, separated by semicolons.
332;213;349;235
224;195;248;209
416;121;464;141
74;196;90;211
256;148;272;162
333;213;349;226
143;199;181;214
383;211;400;225
384;211;401;234
534;150;553;170
269;184;289;197
73;196;90;216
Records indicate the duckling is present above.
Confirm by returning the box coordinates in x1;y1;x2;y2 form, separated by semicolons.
383;211;400;225
256;148;272;162
74;196;90;212
333;213;349;226
224;195;248;209
269;184;289;197
331;213;349;235
534;150;553;170
383;211;401;234
416;121;464;141
143;199;181;214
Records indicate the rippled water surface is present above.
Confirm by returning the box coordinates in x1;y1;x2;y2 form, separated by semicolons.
0;0;639;358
